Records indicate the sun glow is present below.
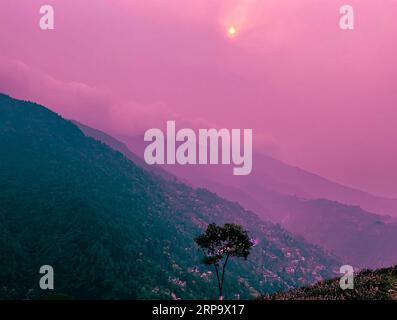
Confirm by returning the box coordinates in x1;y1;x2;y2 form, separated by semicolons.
228;26;237;37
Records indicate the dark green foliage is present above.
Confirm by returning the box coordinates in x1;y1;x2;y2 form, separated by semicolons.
196;224;253;262
195;223;254;299
264;266;397;300
0;93;340;300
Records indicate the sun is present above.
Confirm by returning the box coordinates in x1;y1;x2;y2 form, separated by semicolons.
228;26;237;37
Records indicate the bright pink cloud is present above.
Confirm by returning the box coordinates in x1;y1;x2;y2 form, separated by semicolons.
1;0;397;197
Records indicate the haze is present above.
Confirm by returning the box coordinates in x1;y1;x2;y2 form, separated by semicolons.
1;0;397;197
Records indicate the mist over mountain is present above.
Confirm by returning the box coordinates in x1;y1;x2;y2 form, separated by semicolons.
122;135;397;217
80;132;397;269
0;93;339;299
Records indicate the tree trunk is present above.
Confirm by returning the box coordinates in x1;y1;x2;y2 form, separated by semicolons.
214;265;222;301
219;254;230;300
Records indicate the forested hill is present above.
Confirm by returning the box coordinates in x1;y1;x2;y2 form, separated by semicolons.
0;93;339;299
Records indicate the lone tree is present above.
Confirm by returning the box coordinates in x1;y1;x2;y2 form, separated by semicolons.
195;223;254;300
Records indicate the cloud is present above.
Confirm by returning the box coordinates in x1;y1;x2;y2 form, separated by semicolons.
0;55;185;136
0;55;110;124
0;55;281;158
2;1;397;196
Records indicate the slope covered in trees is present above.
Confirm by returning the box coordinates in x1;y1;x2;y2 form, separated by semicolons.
77;121;397;270
0;93;339;299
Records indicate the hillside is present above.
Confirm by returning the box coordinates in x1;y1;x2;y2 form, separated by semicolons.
79;124;397;269
265;266;397;300
0;93;339;299
262;197;397;269
73;121;177;182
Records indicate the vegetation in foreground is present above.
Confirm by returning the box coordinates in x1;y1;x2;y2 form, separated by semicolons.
264;266;397;300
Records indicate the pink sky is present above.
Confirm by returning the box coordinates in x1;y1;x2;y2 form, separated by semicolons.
1;0;397;198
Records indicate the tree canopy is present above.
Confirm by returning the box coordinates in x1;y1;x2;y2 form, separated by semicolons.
195;223;254;299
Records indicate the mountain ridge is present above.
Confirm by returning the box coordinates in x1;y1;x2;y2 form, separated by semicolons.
119;135;397;217
0;93;340;299
75;121;397;269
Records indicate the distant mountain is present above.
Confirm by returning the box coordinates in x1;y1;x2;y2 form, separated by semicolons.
81;133;397;269
259;197;397;269
122;136;397;217
265;265;397;300
247;153;397;217
0;93;339;300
